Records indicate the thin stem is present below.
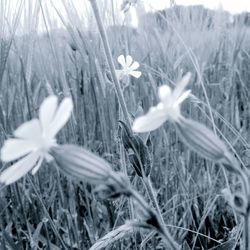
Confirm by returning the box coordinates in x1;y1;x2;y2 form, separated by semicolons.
89;0;131;129
144;177;165;224
88;2;178;248
244;213;250;250
108;172;179;249
143;177;179;250
127;125;177;246
129;187;180;250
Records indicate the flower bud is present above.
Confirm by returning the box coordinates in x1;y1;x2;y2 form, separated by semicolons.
119;121;151;177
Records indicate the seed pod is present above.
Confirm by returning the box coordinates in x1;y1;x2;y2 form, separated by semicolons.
119;121;151;177
128;153;143;177
175;117;241;174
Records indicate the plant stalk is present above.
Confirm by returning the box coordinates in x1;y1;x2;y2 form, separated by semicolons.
144;177;179;250
89;0;131;129
129;187;180;250
244;212;250;250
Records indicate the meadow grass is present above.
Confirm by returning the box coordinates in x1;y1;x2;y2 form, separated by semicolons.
0;1;250;249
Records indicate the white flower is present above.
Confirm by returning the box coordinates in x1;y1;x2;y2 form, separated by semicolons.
0;96;73;185
116;55;141;79
132;73;191;133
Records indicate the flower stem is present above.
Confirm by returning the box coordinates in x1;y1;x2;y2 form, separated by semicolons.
89;1;179;249
129;187;180;250
89;0;131;129
143;177;180;250
244;213;250;250
108;172;179;249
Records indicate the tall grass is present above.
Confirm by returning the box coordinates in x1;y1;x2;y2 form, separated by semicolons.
0;0;250;249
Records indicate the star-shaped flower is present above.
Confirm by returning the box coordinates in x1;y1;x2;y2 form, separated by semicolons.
132;73;191;132
116;55;142;79
0;95;73;185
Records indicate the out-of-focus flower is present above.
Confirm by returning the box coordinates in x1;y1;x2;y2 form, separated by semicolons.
132;73;191;132
0;96;73;185
116;55;141;79
132;72;241;172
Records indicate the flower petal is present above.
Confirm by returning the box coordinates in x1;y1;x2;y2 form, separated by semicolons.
14;119;41;139
39;95;58;132
1;139;36;162
0;152;40;185
47;97;73;138
117;55;126;67
172;72;191;101
129;70;142;78
158;85;172;102
31;156;44;175
126;55;133;67
132;107;167;133
130;61;139;70
174;90;191;106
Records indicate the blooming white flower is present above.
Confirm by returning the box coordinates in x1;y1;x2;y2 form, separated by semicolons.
116;55;141;79
0;96;73;185
132;73;191;133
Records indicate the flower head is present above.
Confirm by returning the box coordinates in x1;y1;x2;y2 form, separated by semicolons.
0;95;73;185
132;73;191;133
116;55;141;79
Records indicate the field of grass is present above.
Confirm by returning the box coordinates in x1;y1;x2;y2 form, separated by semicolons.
0;1;250;249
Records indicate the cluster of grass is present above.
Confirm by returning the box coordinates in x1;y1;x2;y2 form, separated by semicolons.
0;1;250;249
